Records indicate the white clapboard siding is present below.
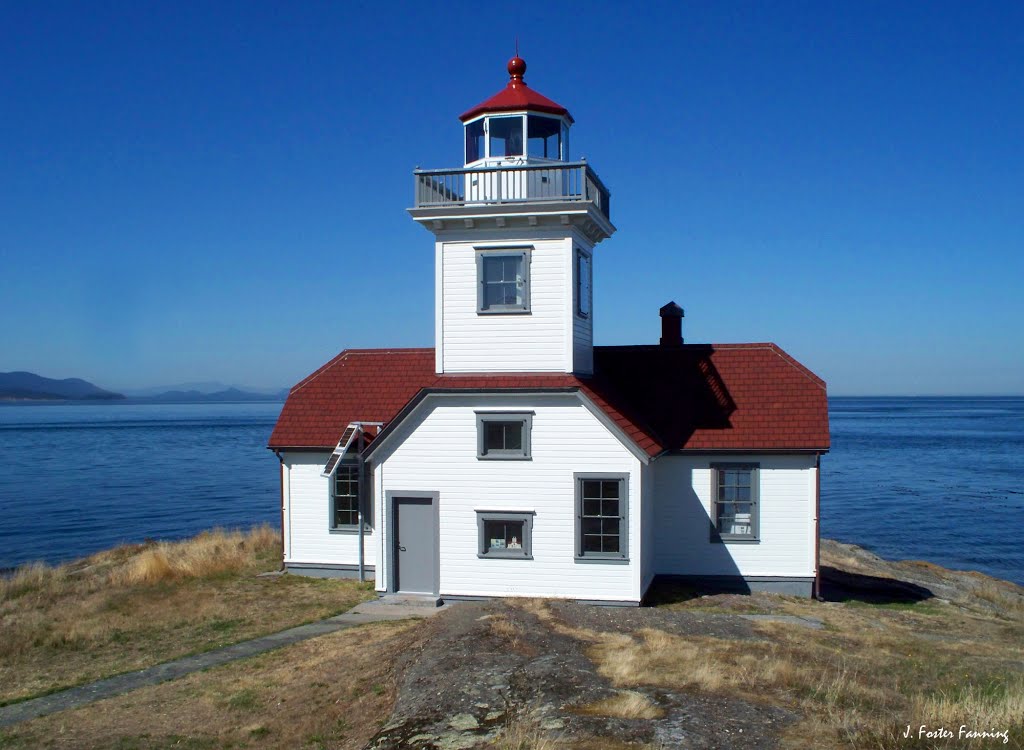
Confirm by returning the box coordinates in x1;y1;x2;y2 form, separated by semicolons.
372;394;643;602
282;452;376;567
440;238;570;373
652;455;816;578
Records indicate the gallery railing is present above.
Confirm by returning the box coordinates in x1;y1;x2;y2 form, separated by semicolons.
413;161;611;221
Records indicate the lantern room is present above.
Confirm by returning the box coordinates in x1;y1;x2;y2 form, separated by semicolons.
460;57;572;167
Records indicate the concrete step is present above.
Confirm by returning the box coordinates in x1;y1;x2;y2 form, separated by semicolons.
349;593;449;619
376;593;444;607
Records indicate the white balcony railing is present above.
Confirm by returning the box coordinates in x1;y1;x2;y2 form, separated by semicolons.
413;161;611;221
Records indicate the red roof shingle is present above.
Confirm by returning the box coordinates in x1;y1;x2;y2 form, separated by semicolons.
267;344;829;455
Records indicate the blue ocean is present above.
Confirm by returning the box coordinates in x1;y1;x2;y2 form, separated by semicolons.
0;398;1022;585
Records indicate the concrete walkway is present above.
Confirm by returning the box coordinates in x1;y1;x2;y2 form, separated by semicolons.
0;599;451;728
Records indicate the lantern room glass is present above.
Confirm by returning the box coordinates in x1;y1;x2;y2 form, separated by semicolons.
465;119;484;163
528;115;562;160
464;114;570;164
488;116;524;158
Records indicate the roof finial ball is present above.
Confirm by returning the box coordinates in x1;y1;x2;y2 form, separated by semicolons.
507;55;526;84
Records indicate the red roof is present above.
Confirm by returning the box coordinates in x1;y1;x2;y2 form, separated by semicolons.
268;344;829;455
460;57;573;124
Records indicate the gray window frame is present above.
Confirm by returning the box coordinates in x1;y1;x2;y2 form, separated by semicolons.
710;462;760;543
476;248;531;314
476;511;534;559
575;248;592;319
329;458;372;534
574;473;629;561
476;411;533;460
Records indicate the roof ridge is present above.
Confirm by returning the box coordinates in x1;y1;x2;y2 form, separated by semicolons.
762;343;827;391
289;350;351;395
340;347;434;354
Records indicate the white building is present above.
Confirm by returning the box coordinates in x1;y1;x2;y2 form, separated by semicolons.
269;57;830;605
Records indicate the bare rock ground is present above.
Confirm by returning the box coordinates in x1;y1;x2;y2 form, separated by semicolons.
367;599;793;749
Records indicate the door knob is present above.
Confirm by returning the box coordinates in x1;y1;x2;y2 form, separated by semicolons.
399;545;407;552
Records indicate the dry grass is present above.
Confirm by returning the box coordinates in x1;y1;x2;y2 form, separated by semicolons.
0;619;421;750
913;675;1024;731
488;712;564;750
0;525;374;705
577;690;665;720
519;597;1024;750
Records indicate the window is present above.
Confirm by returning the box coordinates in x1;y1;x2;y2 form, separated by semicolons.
711;463;759;542
477;249;530;313
575;474;628;560
476;511;534;558
488;116;524;158
330;461;371;532
477;412;532;460
576;249;591;318
527;115;562;159
465;118;484;163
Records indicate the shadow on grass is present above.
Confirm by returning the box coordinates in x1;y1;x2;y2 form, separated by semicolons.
820;565;933;605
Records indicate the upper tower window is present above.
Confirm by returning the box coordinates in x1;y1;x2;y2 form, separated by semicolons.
488;116;524;158
477;249;530;313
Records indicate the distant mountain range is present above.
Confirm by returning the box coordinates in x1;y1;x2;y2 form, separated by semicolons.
0;372;286;403
0;372;126;401
140;387;289;403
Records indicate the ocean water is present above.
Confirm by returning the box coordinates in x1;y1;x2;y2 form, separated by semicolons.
0;398;1021;585
0;402;282;570
822;397;1024;586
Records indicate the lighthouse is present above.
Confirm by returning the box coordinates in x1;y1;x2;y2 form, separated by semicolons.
271;55;829;605
409;56;615;376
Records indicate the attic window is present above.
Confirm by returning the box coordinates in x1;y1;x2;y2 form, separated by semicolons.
477;412;532;460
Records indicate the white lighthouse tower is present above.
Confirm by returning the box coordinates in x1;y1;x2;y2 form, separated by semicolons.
409;56;615;376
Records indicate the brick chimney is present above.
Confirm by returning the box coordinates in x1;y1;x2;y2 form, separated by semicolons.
659;301;684;346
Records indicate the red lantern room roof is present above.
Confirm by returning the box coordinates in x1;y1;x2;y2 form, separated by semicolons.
459;57;574;124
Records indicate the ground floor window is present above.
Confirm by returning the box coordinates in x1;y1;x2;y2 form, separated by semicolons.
476;511;533;558
575;474;628;560
711;463;759;542
331;461;371;532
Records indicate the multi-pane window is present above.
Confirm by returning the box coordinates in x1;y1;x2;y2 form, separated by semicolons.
575;476;628;559
477;512;533;558
576;249;591;318
477;413;531;459
331;463;360;530
478;251;529;313
712;464;759;542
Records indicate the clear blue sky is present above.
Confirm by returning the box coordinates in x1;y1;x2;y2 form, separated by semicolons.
2;1;1021;395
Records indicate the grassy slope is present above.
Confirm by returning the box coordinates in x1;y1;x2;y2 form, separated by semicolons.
0;619;421;750
0;526;374;705
515;541;1024;749
1;534;1021;749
